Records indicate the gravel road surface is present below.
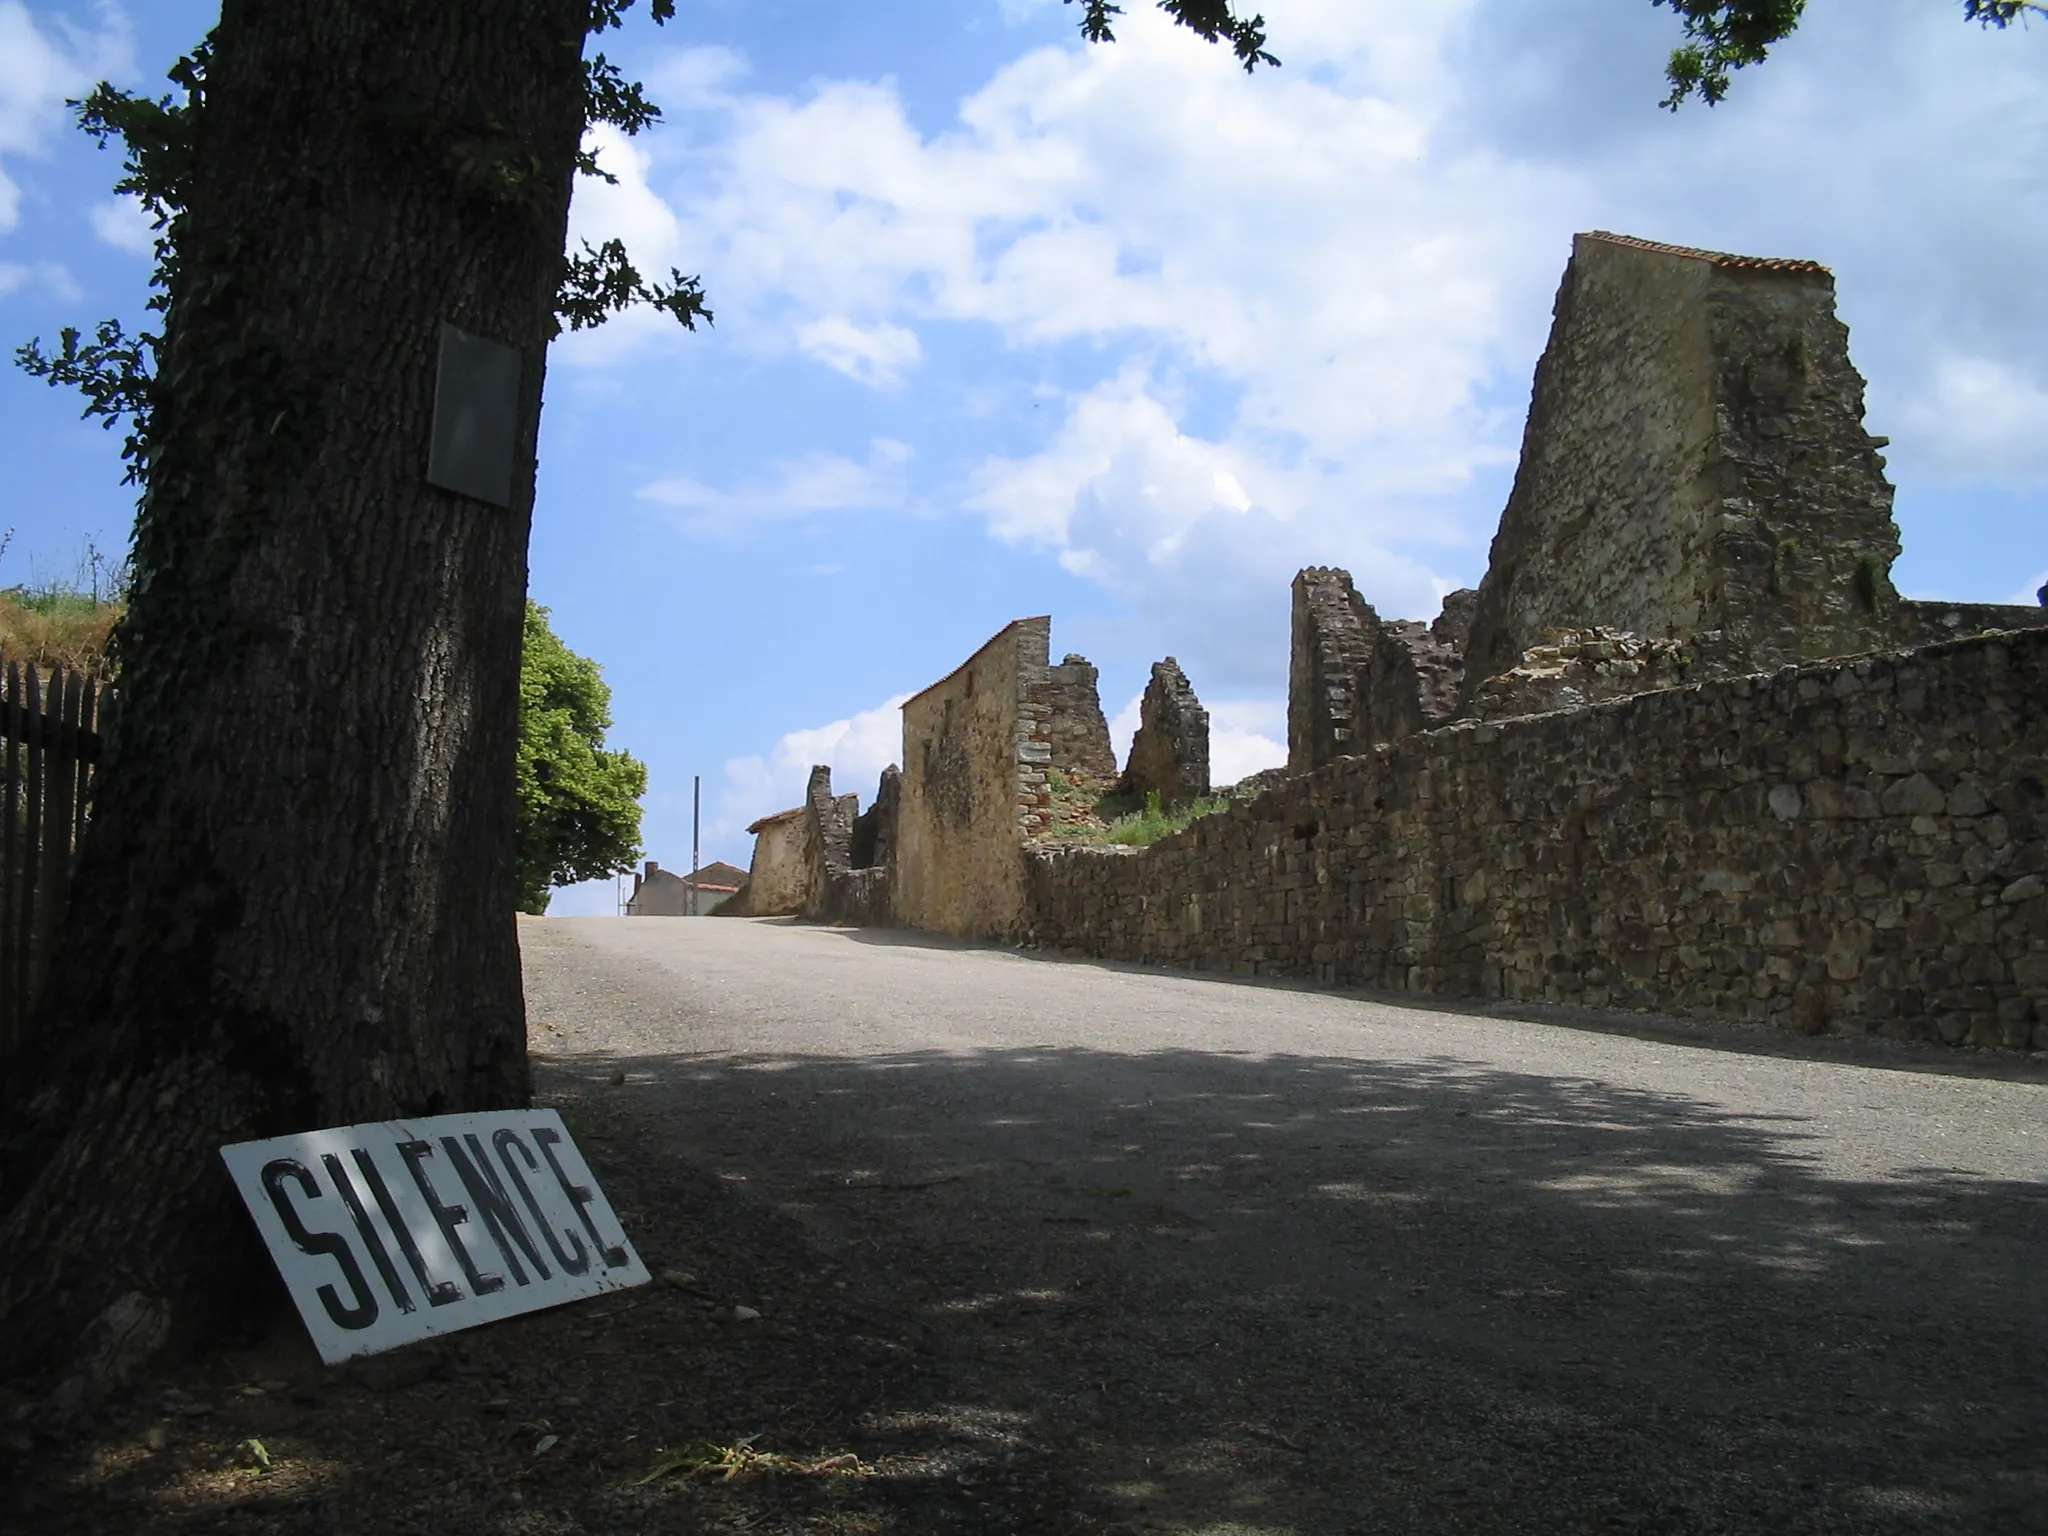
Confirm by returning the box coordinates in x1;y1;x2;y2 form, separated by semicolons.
522;915;2048;1535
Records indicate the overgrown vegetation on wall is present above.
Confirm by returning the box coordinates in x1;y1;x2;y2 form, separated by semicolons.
1043;773;1230;848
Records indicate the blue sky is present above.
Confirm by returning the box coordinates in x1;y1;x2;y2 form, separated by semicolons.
2;1;2043;915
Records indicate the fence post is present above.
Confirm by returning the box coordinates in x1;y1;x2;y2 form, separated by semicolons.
17;665;44;1049
0;661;107;1082
0;663;17;1059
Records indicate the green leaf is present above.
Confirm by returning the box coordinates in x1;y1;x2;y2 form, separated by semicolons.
554;238;712;337
515;601;647;913
1065;0;1280;71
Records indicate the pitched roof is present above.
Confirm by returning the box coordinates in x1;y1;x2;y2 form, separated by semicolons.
747;805;806;833
683;861;749;890
1583;230;1829;275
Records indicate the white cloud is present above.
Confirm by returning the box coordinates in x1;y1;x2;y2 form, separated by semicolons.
0;3;131;234
637;435;911;530
88;194;153;256
603;0;2044;676
0;257;75;298
971;367;1458;684
795;315;922;387
1456;0;2048;497
996;0;1058;24
709;693;910;854
644;45;751;108
620;5;1560;668
967;369;1256;554
1207;697;1287;787
1106;691;1140;762
1898;355;2048;486
661;7;1549;466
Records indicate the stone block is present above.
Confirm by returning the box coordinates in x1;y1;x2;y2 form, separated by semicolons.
1121;657;1211;808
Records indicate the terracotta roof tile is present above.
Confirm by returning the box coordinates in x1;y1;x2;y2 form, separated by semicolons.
1583;230;1829;275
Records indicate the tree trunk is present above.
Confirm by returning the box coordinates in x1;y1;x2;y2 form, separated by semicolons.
0;0;591;1405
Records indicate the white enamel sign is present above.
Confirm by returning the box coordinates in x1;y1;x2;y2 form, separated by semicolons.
220;1108;647;1364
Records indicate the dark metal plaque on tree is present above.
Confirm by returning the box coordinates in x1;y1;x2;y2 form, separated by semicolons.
427;323;523;507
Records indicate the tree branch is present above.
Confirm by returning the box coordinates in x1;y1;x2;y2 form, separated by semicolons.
1657;1;2044;109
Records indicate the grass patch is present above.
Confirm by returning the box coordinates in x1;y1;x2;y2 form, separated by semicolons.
639;1436;876;1484
1054;787;1231;848
0;533;128;677
0;592;122;677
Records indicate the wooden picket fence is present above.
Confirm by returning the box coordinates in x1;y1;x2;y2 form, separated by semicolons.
0;660;109;1069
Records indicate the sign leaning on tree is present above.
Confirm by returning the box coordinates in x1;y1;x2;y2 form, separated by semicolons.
0;0;1277;1409
221;1110;647;1364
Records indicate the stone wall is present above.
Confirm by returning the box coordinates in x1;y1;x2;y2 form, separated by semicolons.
1288;568;1377;771
1360;591;1476;744
1289;569;1475;769
1899;599;2046;648
730;768;899;923
1461;231;1905;695
771;766;891;925
1120;657;1210;807
896;617;1054;940
1466;627;1699;720
800;764;860;918
1028;627;2048;1050
728;808;807;916
1030;654;1118;784
850;764;901;871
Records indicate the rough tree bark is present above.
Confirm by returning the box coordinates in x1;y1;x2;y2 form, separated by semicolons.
0;0;591;1406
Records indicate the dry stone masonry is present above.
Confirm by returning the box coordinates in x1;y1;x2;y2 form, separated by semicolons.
1031;654;1119;785
1460;231;1909;692
732;231;2047;1050
850;765;901;872
1466;627;1700;720
724;807;806;916
892;617;1057;937
1288;568;1379;772
1290;569;1474;769
1030;629;2048;1050
1120;658;1210;808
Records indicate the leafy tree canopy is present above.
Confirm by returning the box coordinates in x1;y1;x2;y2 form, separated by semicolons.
515;601;646;915
1657;0;2043;107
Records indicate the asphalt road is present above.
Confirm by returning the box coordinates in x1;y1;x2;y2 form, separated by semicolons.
521;915;2048;1535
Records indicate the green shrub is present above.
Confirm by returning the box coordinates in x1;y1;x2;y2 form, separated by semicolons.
1055;787;1230;848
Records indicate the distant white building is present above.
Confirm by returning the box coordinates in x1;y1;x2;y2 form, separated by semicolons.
626;859;748;916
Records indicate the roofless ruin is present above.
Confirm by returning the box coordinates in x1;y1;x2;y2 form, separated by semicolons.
727;232;2048;1052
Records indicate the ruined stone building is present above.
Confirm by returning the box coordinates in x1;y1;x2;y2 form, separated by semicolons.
729;232;2047;1052
1121;658;1209;808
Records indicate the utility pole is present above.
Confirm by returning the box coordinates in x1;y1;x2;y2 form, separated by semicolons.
691;773;701;917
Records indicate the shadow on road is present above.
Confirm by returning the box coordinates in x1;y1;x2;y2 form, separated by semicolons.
531;1035;2048;1535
